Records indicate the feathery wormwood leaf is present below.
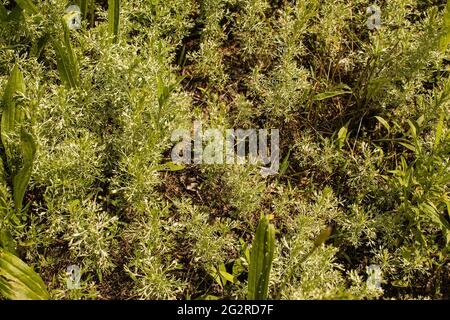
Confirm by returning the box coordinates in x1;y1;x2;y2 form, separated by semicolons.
1;65;26;170
15;0;38;15
247;214;275;300
12;131;36;214
52;21;80;88
0;249;49;300
108;0;120;43
275;225;333;298
440;0;450;52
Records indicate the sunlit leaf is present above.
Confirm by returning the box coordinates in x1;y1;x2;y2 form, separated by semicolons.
0;249;49;300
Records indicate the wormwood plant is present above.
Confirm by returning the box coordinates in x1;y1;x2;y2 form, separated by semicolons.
0;0;449;300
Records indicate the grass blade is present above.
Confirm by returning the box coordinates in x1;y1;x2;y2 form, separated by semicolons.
313;84;352;101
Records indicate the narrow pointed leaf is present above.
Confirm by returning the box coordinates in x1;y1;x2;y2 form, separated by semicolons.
12;131;36;214
52;22;80;88
434;110;445;150
108;0;120;43
375;116;391;133
1;65;26;169
248;215;275;300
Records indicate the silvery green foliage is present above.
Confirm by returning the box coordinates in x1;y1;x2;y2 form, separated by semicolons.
0;0;449;300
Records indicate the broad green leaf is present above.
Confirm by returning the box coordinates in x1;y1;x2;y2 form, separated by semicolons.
108;0;120;43
0;249;49;300
52;22;80;88
248;214;275;300
12;131;36;214
336;126;348;149
15;0;38;15
0;3;7;21
1;65;26;169
407;119;417;138
219;269;235;284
